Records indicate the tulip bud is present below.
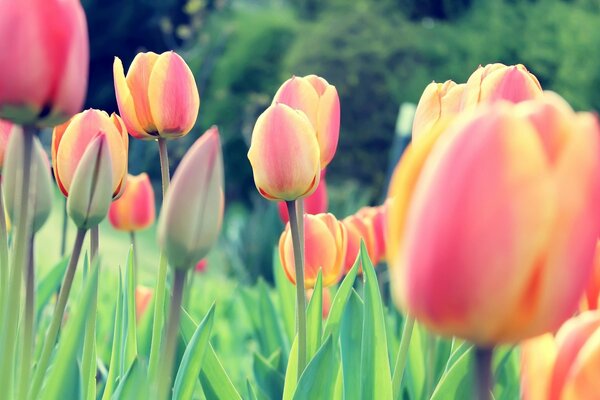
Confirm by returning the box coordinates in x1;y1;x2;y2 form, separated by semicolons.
113;51;200;140
278;170;328;223
67;134;114;229
248;103;320;201
108;173;155;232
387;93;600;344
279;213;347;288
0;119;16;170
52;109;128;198
412;80;464;140
157;127;224;269
3;132;54;233
341;214;378;274
521;311;600;400
273;75;340;168
0;0;89;126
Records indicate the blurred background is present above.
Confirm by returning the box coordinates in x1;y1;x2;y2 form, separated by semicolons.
76;0;600;282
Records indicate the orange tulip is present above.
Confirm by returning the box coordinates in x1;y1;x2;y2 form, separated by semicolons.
278;170;328;223
387;93;600;345
108;173;155;232
412;80;465;140
356;205;387;264
114;51;200;140
0;0;89;126
135;286;153;322
341;214;378;274
52;109;128;198
0;120;17;170
273;75;340;168
521;311;600;400
248;103;320;201
279;213;347;288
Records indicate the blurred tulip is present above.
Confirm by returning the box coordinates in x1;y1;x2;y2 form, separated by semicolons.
52;109;128;198
356;205;388;265
0;120;16;170
278;170;328;223
306;287;332;319
158;127;224;269
108;173;155;232
279;213;346;288
412;80;465;140
521;311;600;400
195;259;207;273
67;134;114;229
3;132;53;233
114;51;200;140
387;93;600;344
461;63;542;109
0;0;88;126
273;75;340;168
582;241;600;311
135;286;153;322
342;214;378;274
248;103;320;201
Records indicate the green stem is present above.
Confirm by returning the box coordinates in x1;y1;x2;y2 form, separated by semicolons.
0;126;34;398
130;231;138;288
17;235;35;400
81;226;99;399
156;269;186;400
286;200;307;380
29;228;87;400
474;346;493;400
60;198;68;257
148;138;171;381
392;316;415;399
0;181;9;320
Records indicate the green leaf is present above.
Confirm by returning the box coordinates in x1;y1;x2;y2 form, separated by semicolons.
246;381;260;400
39;258;99;400
101;271;124;400
173;305;216;400
282;336;298;400
111;358;147;400
340;289;363;400
80;255;97;400
121;247;138;374
306;270;322;360
430;346;474;400
35;257;68;320
258;279;288;362
323;253;359;339
444;341;472;374
292;336;338;400
137;292;156;359
253;351;284;400
405;323;426;400
273;246;295;343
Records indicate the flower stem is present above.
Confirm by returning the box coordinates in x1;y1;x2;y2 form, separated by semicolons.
0;126;34;398
148;138;171;381
286;200;307;380
17;235;35;400
29;228;87;400
157;269;186;400
474;346;494;400
60;198;68;257
130;231;138;288
0;181;9;320
392;315;415;399
81;226;99;400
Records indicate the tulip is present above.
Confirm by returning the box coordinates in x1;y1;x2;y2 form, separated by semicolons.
108;173;155;232
278;170;328;223
461;63;542;110
0;120;16;169
342;214;378;274
0;0;88;126
387;92;600;344
279;213;347;288
356;205;387;265
582;241;600;311
52;109;128;198
247;103;320;201
273;75;340;168
195;259;208;273
521;311;600;400
114;51;200;140
135;286;153;322
157;126;224;269
412;80;465;140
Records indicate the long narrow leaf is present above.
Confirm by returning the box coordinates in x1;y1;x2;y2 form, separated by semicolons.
273;246;295;343
292;336;337;400
282;336;298;400
323;254;359;339
340;290;363;400
101;270;124;400
305;270;322;360
121;248;138;375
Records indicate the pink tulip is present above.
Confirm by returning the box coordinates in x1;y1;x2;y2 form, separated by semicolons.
195;259;208;273
0;0;89;126
412;80;465;140
108;173;155;232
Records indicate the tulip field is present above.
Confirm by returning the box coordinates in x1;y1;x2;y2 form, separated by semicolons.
2;1;600;400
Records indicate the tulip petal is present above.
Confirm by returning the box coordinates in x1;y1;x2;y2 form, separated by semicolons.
520;334;558;400
316;85;340;167
126;52;159;133
273;76;320;128
563;324;600;400
113;57;152;139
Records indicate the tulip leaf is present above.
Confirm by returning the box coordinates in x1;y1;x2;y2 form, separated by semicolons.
246;381;260;400
323;252;359;339
121;248;138;375
282;336;298;400
101;271;124;400
80;254;98;400
110;358;147;400
292;335;338;400
444;341;471;373
360;242;393;399
35;257;69;320
273;246;295;343
306;270;323;360
38;258;99;400
429;346;473;400
340;289;364;400
405;323;426;400
137;293;156;359
173;305;215;400
253;350;285;400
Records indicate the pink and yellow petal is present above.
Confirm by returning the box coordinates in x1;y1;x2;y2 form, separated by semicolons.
125;52;159;132
316;85;340;167
113;57;151;139
520;334;557;400
273;76;320;128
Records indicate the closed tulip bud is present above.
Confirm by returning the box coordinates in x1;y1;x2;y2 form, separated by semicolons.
341;214;378;274
158;127;224;269
248;103;320;201
273;75;340;168
0;119;16;170
4;133;54;233
461;63;542;110
108;173;155;232
521;311;600;400
581;241;600;311
52;109;128;198
278;170;328;223
387;92;600;345
0;0;89;126
279;213;346;288
412;80;465;140
114;51;200;140
67;133;114;229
